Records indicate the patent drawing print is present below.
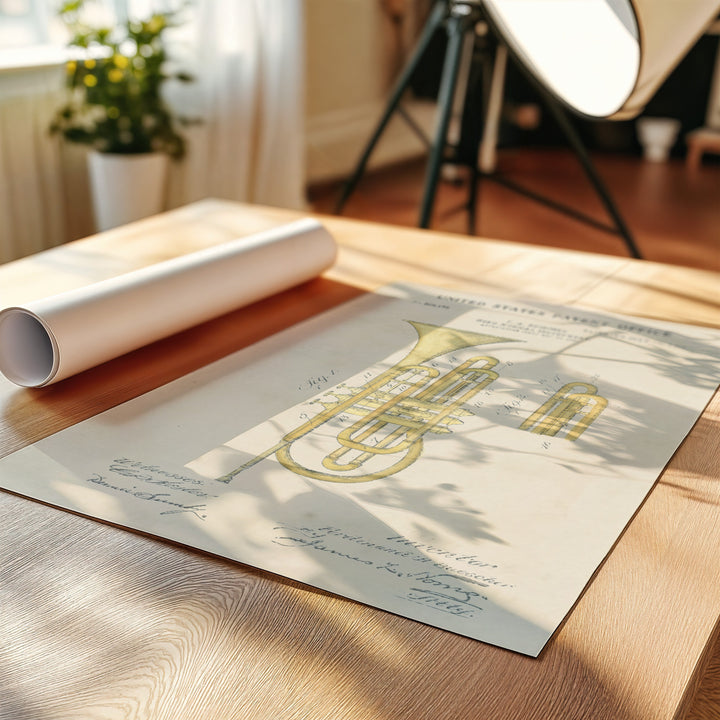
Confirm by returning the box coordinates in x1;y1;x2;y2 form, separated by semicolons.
215;317;611;486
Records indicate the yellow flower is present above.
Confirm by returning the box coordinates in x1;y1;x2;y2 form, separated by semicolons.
66;60;77;73
113;55;129;69
84;59;96;69
83;75;98;87
147;16;165;33
108;68;124;83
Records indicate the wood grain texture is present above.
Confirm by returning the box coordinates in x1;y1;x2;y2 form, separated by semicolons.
1;199;719;720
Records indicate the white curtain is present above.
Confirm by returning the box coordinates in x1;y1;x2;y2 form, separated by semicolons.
167;0;306;211
0;66;72;265
0;0;306;263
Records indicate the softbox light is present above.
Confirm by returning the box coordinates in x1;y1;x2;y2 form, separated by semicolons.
483;0;720;119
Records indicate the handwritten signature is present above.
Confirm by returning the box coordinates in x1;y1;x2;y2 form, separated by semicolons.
87;474;208;520
405;589;480;618
273;533;374;565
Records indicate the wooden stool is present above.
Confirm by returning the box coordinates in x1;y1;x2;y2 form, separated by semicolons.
686;127;720;170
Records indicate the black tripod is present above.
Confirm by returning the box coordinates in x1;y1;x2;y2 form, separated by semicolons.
334;0;642;259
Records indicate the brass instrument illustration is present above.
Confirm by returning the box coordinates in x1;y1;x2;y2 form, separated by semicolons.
519;382;607;440
218;321;512;483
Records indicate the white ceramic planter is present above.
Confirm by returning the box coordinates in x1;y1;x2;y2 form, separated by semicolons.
87;151;169;231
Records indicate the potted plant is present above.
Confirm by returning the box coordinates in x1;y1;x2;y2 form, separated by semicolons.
50;0;193;231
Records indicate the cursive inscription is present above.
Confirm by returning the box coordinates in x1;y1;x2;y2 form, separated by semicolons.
273;533;374;565
83;458;216;521
109;458;212;498
272;524;516;619
87;474;209;520
405;589;480;617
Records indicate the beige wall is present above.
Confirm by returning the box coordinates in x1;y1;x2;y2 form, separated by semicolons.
304;0;435;184
305;0;393;118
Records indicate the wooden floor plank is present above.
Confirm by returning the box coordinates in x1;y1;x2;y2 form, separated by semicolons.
309;149;720;272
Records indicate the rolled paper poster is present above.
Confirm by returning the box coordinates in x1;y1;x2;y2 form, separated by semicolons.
0;218;337;387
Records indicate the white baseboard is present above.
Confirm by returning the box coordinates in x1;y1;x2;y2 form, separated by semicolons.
305;98;437;185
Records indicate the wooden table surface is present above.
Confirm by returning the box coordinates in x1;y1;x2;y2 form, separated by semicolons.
1;199;719;720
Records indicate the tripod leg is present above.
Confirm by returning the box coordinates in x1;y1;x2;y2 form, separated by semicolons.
466;34;500;235
419;8;475;228
478;43;507;175
467;155;480;235
334;0;447;214
540;90;643;259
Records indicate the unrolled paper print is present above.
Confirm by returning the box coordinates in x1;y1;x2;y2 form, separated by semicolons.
1;286;719;656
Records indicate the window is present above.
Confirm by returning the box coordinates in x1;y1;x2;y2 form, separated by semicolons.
0;0;53;48
0;1;136;68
